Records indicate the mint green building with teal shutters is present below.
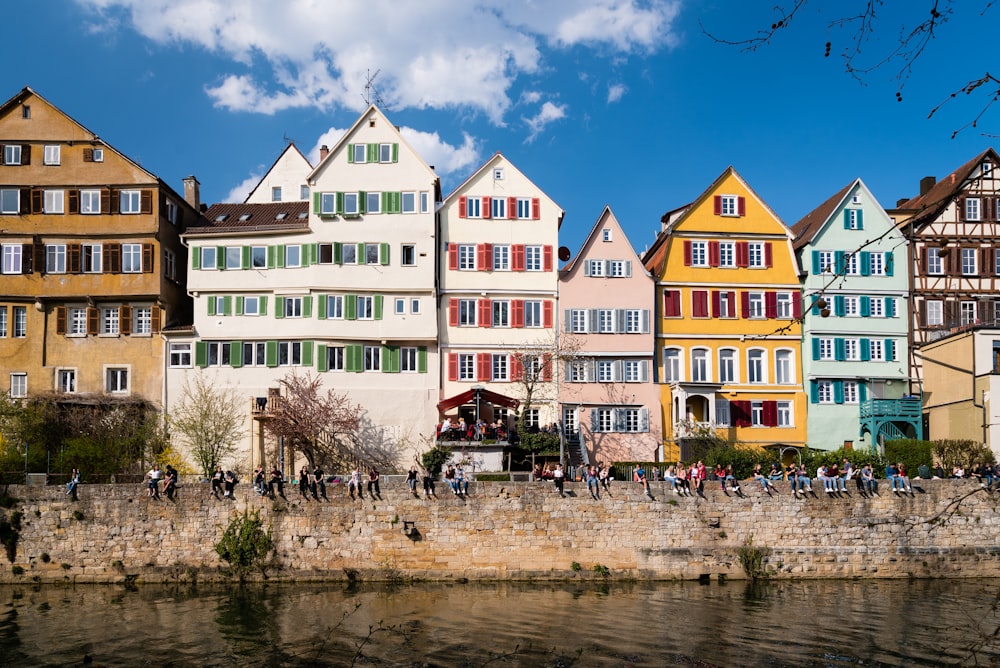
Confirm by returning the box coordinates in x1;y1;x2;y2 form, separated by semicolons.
792;179;920;452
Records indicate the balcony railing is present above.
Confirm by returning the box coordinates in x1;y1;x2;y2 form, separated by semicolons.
860;397;922;420
673;420;717;439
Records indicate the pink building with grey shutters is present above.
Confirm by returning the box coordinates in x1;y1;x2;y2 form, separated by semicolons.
558;206;662;464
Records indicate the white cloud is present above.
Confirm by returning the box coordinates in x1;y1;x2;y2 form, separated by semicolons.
523;102;567;143
607;83;627;103
73;0;682;131
224;171;265;203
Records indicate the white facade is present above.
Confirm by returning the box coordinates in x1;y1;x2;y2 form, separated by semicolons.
245;143;312;204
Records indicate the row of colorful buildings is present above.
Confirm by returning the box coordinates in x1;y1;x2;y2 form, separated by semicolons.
2;87;999;473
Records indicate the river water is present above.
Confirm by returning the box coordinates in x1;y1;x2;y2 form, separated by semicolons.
1;579;998;667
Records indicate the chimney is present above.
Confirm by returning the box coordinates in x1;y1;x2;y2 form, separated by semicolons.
182;175;200;210
919;176;936;196
319;145;329;161
896;198;909;208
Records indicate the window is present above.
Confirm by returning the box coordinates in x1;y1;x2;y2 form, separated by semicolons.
840;296;858;317
46;244;66;273
284;297;303;318
623;361;643;383
401;192;416;213
366;192;381;214
869;339;884;361
164;249;176;280
624;309;643;333
595;409;614;432
9;373;26;398
300;185;309;200
458;299;476;326
775;350;793;384
364;346;381;371
21;105;29;119
395;298;405;315
817;380;834;403
133;307;151;335
1;189;19;214
818;338;833;360
525;245;543;271
92;148;104;162
748;292;765;319
691;349;709;382
962;248;978;276
747;349;766;383
356;295;374;319
492;354;509;381
817;250;834;273
200;247;217;270
927;247;944;275
241;342;266;367
342;244;357;264
12;307;25;338
845;209;862;229
343;192;359;215
748;242;766;268
493;245;510;271
119;190;141;214
568;360;588;382
690;241;708;267
243;296;261;316
378;143;393;163
926;300;943;326
845;253;859;275
223;247;240;270
524;300;543;328
719;349;736;383
960;301;977;326
400;347;418;372
411;298;420;314
169;343;192;367
492;197;506;218
401;244;416;266
602;228;612;242
0;307;5;337
777;401;792;427
776;293;794;319
844;338;859;361
966;197;982;221
663;348;681;382
2;245;22;274
869;298;884;318
516;198;532;219
106;368;128;393
68;307;87;335
320;192;336;215
844;381;858;404
751;401;764;427
598;309;614;333
362;243;378;265
101;307;119;335
493;168;505;181
44;189;64;214
493;300;510;327
570;309;588;333
82;244;101;273
588;259;606;276
870;252;885;276
718;242;735;268
720;195;739;216
420;192;430;213
4;145;21;165
285;245;301;268
609;260;628;277
326;346;345;371
352;144;367;163
271;187;281;202
458;244;476;270
458;354;475;381
277;341;302;366
597;360;614;382
466;197;482;218
122;244;142;273
55;369;75;393
75;189;99;215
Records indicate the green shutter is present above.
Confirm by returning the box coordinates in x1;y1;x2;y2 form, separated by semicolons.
259;295;268;316
356;243;364;261
207;296;217;316
230;341;243;367
317;344;328;372
391;143;398;163
276;245;286;268
366;143;377;163
221;296;232;316
336;191;344;215
318;294;327;319
241;246;250;269
347;144;355;163
347;344;362;372
333;242;343;265
275;296;285;319
358;191;367;214
265;341;278;367
195;341;207;367
385;191;400;213
345;294;357;320
192;248;201;270
379;243;389;265
216;246;225;270
303;296;313;318
313;191;321;214
383;345;394;373
374;294;383;320
235;296;244;316
418;347;427;373
267;246;276;269
302;341;314;367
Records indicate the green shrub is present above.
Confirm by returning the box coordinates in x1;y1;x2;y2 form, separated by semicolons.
931;439;995;469
474;473;510;482
518;432;560;455
11;565;23;576
215;509;274;583
420;445;452;477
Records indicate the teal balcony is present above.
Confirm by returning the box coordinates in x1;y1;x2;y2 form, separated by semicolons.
860;396;923;446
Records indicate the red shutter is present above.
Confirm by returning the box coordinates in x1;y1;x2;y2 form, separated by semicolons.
512;300;524;327
448;353;459;381
764;242;773;268
448;244;458;270
477;353;491;381
711;291;721;318
708;241;720;267
692;290;708;318
542;354;552;381
737;196;746;216
740;291;750;318
664;289;680;317
507;196;516;219
477;244;488;271
449;298;459;326
736;242;749;267
726;292;736;317
511;356;524;381
792;294;802;319
763;401;778;427
512;244;525;271
531;197;540;220
683;240;692;266
765;292;777;319
478;299;492;327
458;196;467;218
713;195;721;215
543;300;553;328
482;197;492;219
543;245;553;272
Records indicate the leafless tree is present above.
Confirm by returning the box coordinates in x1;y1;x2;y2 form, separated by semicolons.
509;332;584;424
703;1;999;137
169;375;246;477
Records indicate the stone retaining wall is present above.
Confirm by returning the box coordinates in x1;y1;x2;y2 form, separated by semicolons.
1;479;998;583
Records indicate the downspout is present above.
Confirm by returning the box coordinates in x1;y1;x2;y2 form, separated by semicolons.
973;332;987;448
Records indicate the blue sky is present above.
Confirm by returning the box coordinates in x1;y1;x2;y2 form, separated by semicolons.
6;1;997;257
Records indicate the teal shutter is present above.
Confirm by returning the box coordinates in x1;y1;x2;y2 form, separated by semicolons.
195;341;207;367
317;344;328;372
834;251;845;273
379;243;389;265
812;338;821;360
886;297;896;317
192;249;201;270
230;341;243;368
834;296;845;317
860;251;870;276
811;250;820;275
374;295;383;320
265;341;278;367
834;338;845;361
843;210;851;229
885;252;894;276
860;338;871;361
302;341;314;367
857;210;864;229
418;347;427;373
859;382;868;402
860;296;871;317
275;296;285;319
885;339;896;361
834;380;845;404
810;380;819;404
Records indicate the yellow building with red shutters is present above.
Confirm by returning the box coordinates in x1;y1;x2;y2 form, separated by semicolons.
643;167;807;461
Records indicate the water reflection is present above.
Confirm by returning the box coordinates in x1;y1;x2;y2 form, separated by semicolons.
0;580;998;666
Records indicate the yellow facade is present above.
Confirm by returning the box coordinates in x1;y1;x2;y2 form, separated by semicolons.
646;168;807;461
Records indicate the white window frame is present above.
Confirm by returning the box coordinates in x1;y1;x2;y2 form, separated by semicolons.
356;295;374;320
720;195;738;216
401;192;416;214
43;145;61;165
777;401;793;427
776;293;793;319
962;247;978;276
690;241;708;267
4;145;21;165
524;300;543;328
285;245;302;268
748;292;765;319
493;245;510;271
366;191;381;214
119;190;141;214
570;309;588;333
395;298;405;315
492;354;509;381
719;348;737;383
458;353;475;381
46;244;66;274
748;242;766;268
663;347;682;382
718;242;735;268
400;347;418;373
105;367;129;394
491;197;506;219
775;349;794;385
44;189;64;214
525;245;543;271
818;338;834;360
691;348;710;382
960;301;977;326
966;197;982;221
122;243;142;273
271;186;281;202
817;380;834;404
101;307;120;335
10;373;27;398
284;297;303;318
364;345;381;371
82;243;102;273
169;343;192;368
927;248;944;275
458;244;476;270
68;307;87;336
343;192;360;216
747;348;767;384
493;300;510;328
458;299;476;326
200;247;217;270
56;368;76;393
602;228;612;242
243;296;261;316
926;300;943;326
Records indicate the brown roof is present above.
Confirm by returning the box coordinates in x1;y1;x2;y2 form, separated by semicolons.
187;202;310;235
790;181;855;249
894;148;999;228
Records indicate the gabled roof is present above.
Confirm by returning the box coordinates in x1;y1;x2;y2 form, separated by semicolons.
442;151;565;228
243;143;312;203
894;148;999;228
186;202;310;236
560;205;651;277
790;181;856;249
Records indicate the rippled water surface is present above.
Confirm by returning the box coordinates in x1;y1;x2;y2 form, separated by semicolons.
1;579;999;666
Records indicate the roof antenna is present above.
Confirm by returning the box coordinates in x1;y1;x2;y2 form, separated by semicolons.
362;69;389;110
282;133;298;146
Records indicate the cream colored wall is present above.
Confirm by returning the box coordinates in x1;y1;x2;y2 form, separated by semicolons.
245;147;311;203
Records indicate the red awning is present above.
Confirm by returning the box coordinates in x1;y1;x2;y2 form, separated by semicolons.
436;388;520;413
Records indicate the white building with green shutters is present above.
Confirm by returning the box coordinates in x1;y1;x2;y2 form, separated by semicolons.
791;178;920;452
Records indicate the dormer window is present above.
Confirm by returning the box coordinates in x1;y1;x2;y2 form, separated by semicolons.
276;212;288;220
238;213;252;222
214;214;228;222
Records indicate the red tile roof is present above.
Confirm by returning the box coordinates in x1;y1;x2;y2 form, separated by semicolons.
187;202;310;235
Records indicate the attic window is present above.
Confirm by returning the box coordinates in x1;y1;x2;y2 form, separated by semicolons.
297;212;308;220
21;105;30;119
984;161;993;175
214;214;229;222
238;213;252;222
276;212;288;220
369;117;376;127
493;168;504;181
